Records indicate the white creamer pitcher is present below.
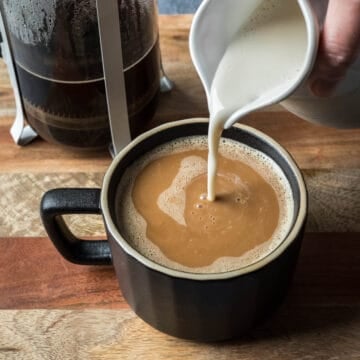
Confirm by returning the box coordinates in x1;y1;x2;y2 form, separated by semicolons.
190;0;360;129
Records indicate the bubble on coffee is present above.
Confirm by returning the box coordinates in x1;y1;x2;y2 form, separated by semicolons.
116;135;294;274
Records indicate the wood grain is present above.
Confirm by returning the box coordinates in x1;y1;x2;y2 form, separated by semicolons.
0;233;359;309
305;168;360;232
1;114;360;173
0;173;105;237
0;306;359;360
0;237;122;309
0;60;15;117
1;15;360;173
1;169;359;237
0;14;359;358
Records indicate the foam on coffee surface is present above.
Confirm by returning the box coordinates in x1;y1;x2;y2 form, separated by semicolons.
116;136;294;274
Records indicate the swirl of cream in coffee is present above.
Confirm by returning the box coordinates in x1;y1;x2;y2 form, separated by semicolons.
115;136;294;273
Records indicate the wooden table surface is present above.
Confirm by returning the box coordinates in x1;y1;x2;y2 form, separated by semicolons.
0;15;359;359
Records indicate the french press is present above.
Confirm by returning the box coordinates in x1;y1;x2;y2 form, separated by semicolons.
0;0;171;152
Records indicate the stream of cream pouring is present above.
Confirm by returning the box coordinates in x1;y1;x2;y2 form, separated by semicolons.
189;0;319;201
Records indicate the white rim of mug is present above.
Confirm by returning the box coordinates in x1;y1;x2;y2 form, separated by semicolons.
101;118;307;281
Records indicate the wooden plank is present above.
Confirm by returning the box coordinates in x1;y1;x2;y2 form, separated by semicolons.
1;169;359;237
0;237;123;309
0;121;112;173
0;233;359;309
0;173;105;237
0;307;359;359
0;60;15;116
0;114;359;173
290;232;360;306
0;14;358;359
1;15;360;172
305;169;360;232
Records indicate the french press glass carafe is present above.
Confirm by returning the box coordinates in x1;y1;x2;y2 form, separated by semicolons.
0;0;162;150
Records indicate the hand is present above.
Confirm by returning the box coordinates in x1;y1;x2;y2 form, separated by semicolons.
310;0;360;97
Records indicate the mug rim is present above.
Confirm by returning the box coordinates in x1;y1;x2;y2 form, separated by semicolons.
101;119;307;281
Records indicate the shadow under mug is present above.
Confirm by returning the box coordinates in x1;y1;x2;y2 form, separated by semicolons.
40;119;307;341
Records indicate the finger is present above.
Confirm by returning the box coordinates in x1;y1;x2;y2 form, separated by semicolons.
310;0;360;97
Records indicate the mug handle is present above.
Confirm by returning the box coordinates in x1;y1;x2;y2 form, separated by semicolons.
40;188;112;265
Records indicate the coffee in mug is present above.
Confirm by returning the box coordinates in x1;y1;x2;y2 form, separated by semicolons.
115;135;294;273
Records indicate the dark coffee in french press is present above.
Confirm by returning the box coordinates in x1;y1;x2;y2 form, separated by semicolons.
0;0;160;149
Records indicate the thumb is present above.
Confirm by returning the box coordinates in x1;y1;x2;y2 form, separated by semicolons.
310;0;360;97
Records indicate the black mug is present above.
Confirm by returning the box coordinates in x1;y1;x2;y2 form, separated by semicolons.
40;119;307;341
